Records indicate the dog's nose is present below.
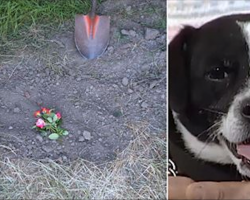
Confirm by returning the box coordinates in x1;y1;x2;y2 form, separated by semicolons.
242;104;250;119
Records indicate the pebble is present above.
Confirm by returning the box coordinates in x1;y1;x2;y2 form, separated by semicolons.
8;126;13;130
62;156;67;161
107;46;114;54
121;29;130;36
76;77;81;81
83;130;91;140
128;30;137;37
141;102;149;109
36;135;43;142
128;88;134;94
42;146;53;153
78;136;85;142
121;29;137;37
149;80;159;89
13;107;21;113
145;28;160;40
126;6;132;12
122;77;129;86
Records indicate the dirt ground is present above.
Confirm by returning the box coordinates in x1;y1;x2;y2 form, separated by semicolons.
0;0;166;164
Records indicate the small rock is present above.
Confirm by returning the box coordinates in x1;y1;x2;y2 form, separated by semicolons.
107;46;114;53
74;102;80;106
83;131;91;140
76;77;81;81
42;146;53;153
78;136;85;142
129;30;137;37
121;29;137;37
121;29;130;36
36;135;43;142
126;6;132;12
8;126;13;130
141;102;149;109
122;77;129;86
145;28;160;40
128;88;134;94
149;80;158;89
57;157;63;164
13;107;21;113
62;156;67;161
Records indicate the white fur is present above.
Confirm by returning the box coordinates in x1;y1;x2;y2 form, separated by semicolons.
221;21;250;143
172;112;233;164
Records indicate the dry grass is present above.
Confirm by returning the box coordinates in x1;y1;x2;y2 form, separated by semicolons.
0;123;166;199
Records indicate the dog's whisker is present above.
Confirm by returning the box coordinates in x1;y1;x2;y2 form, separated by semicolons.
196;120;221;140
202;108;226;115
196;121;223;158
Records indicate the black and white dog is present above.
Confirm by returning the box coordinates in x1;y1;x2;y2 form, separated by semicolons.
169;14;250;179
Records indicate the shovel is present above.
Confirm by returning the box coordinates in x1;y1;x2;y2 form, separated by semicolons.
74;0;110;59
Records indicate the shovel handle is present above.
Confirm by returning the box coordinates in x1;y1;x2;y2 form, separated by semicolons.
90;0;97;18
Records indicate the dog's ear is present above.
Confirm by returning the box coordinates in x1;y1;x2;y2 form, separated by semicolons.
169;26;196;113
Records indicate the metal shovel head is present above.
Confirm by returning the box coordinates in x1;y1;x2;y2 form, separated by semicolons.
75;14;110;59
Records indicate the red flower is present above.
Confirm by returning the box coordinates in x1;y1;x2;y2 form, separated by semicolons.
34;110;41;117
41;107;50;114
56;112;61;119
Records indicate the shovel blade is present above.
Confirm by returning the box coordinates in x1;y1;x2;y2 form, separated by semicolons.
75;14;110;59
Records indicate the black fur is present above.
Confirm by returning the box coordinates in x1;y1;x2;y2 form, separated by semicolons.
169;14;250;142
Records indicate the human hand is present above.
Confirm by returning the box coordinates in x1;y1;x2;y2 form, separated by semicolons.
168;176;194;199
169;176;250;199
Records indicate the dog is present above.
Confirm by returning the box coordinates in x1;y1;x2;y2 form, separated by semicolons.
169;14;250;179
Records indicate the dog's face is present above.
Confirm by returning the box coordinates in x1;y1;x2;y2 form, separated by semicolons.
169;14;250;177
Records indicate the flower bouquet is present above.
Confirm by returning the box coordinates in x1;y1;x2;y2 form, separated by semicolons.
32;107;69;140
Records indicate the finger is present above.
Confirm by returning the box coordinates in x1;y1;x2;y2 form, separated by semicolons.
186;181;250;199
168;176;194;199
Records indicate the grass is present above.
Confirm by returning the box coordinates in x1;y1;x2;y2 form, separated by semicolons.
0;123;166;199
0;0;92;40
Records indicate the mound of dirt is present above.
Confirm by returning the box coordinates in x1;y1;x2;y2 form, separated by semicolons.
0;0;166;163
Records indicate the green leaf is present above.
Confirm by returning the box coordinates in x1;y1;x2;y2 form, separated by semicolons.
47;117;53;123
32;125;37;129
48;133;59;140
53;114;58;122
62;130;69;136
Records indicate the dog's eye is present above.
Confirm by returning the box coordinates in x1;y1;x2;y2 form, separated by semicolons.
206;67;229;81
